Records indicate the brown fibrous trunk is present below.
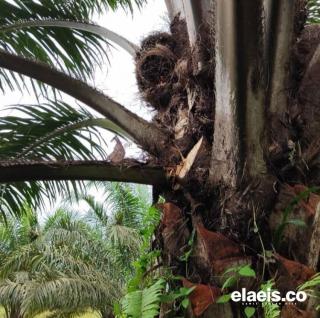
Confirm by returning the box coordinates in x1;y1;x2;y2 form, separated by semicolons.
136;5;320;317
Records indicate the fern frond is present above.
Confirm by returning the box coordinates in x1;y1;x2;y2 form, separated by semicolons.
261;280;281;318
122;279;165;318
298;273;320;292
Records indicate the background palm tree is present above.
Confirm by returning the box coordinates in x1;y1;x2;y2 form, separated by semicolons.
0;183;154;318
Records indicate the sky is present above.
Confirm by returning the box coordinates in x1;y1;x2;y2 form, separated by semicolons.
1;0;168;216
95;0;169;113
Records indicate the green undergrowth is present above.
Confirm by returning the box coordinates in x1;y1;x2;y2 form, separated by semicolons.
0;308;100;318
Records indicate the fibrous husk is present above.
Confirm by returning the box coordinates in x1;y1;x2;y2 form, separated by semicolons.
182;278;221;317
139;32;177;54
137;44;177;86
192;222;251;285
281;304;313;318
136;17;214;174
158;202;190;263
275;253;315;292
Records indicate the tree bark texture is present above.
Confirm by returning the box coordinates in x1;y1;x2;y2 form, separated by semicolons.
153;1;317;317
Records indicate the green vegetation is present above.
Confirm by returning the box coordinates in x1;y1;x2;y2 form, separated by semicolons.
0;183;159;317
308;0;320;23
0;310;99;318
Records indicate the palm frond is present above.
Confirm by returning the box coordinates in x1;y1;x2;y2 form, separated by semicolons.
82;195;109;226
0;101;110;160
0;98;136;218
0;208;113;277
22;273;116;317
0;183;154;316
109;224;141;250
79;183;147;231
11;206;39;244
43;208;78;232
0;99;115;218
0;19;139;56
308;0;320;23
0;273;29;311
0;271;117;317
0;0;144;93
0;180;87;219
1;244;101;281
105;183;144;229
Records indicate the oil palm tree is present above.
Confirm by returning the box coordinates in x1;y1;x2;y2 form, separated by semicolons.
0;210;117;317
79;183;151;278
2;0;320;317
0;183;151;318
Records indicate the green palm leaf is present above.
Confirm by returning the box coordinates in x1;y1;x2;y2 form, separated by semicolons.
0;184;153;316
79;183;146;234
0;209;122;316
3;179;90;218
0;99;131;218
109;224;141;250
22;273;115;316
308;0;320;23
0;273;29;311
0;19;139;56
105;183;144;228
0;0;144;94
82;194;109;228
0;101;111;160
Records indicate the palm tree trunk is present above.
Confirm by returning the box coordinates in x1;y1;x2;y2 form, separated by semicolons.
152;0;315;317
